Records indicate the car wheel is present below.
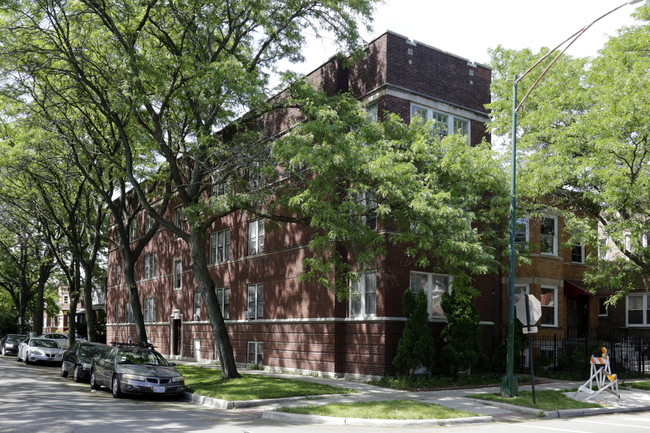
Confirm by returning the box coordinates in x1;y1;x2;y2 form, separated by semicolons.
111;375;123;398
24;352;31;365
73;366;82;383
60;362;68;377
90;370;101;390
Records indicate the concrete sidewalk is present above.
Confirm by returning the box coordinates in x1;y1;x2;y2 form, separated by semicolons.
180;365;650;425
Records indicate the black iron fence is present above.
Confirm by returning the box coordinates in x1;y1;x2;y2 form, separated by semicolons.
516;329;650;377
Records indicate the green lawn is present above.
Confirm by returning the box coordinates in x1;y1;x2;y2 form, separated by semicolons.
625;381;650;391
470;390;601;411
370;374;535;391
277;400;479;419
175;365;356;401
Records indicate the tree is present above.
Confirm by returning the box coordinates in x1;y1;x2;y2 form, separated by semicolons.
0;0;380;380
488;5;650;304
393;289;435;376
440;274;482;375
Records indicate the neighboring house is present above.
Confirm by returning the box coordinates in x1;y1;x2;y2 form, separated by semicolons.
43;286;106;335
105;31;497;378
510;213;597;339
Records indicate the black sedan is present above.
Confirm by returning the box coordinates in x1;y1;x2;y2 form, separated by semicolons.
1;334;27;356
90;343;185;398
61;341;109;382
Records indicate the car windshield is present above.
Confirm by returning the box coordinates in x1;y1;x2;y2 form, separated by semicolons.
117;350;167;366
33;339;60;348
7;335;25;343
80;346;104;358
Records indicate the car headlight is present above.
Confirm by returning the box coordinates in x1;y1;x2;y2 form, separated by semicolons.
32;350;44;356
6;343;14;348
122;374;146;382
171;376;184;383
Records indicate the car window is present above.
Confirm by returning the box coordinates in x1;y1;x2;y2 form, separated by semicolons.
80;345;105;358
33;339;60;348
117;349;167;366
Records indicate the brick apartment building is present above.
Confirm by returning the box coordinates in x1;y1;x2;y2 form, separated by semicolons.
105;31;601;378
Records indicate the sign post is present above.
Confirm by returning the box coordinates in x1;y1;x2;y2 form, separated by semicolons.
516;294;542;404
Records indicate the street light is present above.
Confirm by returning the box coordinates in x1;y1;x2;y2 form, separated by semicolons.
501;0;647;398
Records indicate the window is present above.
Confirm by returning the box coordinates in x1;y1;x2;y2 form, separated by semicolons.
540;216;558;255
598;238;608;260
144;298;156;323
598;297;608;317
129;220;137;242
540;286;558;327
572;242;585;263
115;264;122;286
144;253;157;279
63;295;69;304
514;216;529;249
211;176;229;197
366;103;378;122
247;341;263;365
354;191;377;230
174;260;182;290
115;303;120;323
248;219;264;255
410;104;470;140
247;283;263;320
248;162;265;190
350;271;377;318
627;294;650;326
145;212;154;234
514;284;529;305
409;272;452;318
193;292;202;321
125;301;134;323
210;229;231;264
173;207;183;239
216;288;230;319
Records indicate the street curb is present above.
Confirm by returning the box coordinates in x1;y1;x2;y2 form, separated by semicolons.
261;411;494;426
182;392;335;410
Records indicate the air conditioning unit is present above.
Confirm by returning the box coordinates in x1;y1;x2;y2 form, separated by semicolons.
193;314;200;321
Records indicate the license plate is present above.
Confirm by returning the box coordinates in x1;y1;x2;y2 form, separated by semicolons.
153;387;165;393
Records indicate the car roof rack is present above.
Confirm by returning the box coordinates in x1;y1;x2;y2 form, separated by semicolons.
111;341;155;349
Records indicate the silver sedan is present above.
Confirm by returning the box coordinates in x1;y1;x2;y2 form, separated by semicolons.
17;338;64;365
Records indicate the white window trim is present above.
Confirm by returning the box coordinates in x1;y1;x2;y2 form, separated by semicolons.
247;341;263;365
409;271;452;319
515;215;529;247
248;219;265;255
193;292;202;321
540;215;559;256
210;229;231;264
349;270;377;318
410;103;471;143
540;285;558;327
173;259;182;290
571;242;585;264
144;297;156;323
626;294;650;327
247;283;263;320
144;253;157;280
216;287;230;320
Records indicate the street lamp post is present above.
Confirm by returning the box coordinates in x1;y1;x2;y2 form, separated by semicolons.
501;0;646;398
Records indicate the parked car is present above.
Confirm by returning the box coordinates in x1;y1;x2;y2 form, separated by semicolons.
39;333;85;349
1;334;27;356
90;342;185;398
17;337;64;365
61;341;109;382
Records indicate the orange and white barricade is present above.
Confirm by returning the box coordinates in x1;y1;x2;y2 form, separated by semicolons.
577;347;619;400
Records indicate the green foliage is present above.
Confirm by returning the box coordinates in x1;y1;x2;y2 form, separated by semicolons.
440;275;482;374
392;289;435;376
488;4;650;301
274;83;508;297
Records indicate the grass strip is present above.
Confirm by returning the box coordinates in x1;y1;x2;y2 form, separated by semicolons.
470;390;601;411
277;400;479;419
176;365;356;401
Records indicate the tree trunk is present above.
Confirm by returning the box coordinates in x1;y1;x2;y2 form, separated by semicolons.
122;254;148;343
83;268;97;342
33;261;53;336
188;229;240;379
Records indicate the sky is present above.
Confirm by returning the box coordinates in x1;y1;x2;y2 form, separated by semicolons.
289;0;647;75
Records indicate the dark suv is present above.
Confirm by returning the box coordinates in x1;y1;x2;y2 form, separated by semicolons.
1;334;27;356
90;342;185;398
